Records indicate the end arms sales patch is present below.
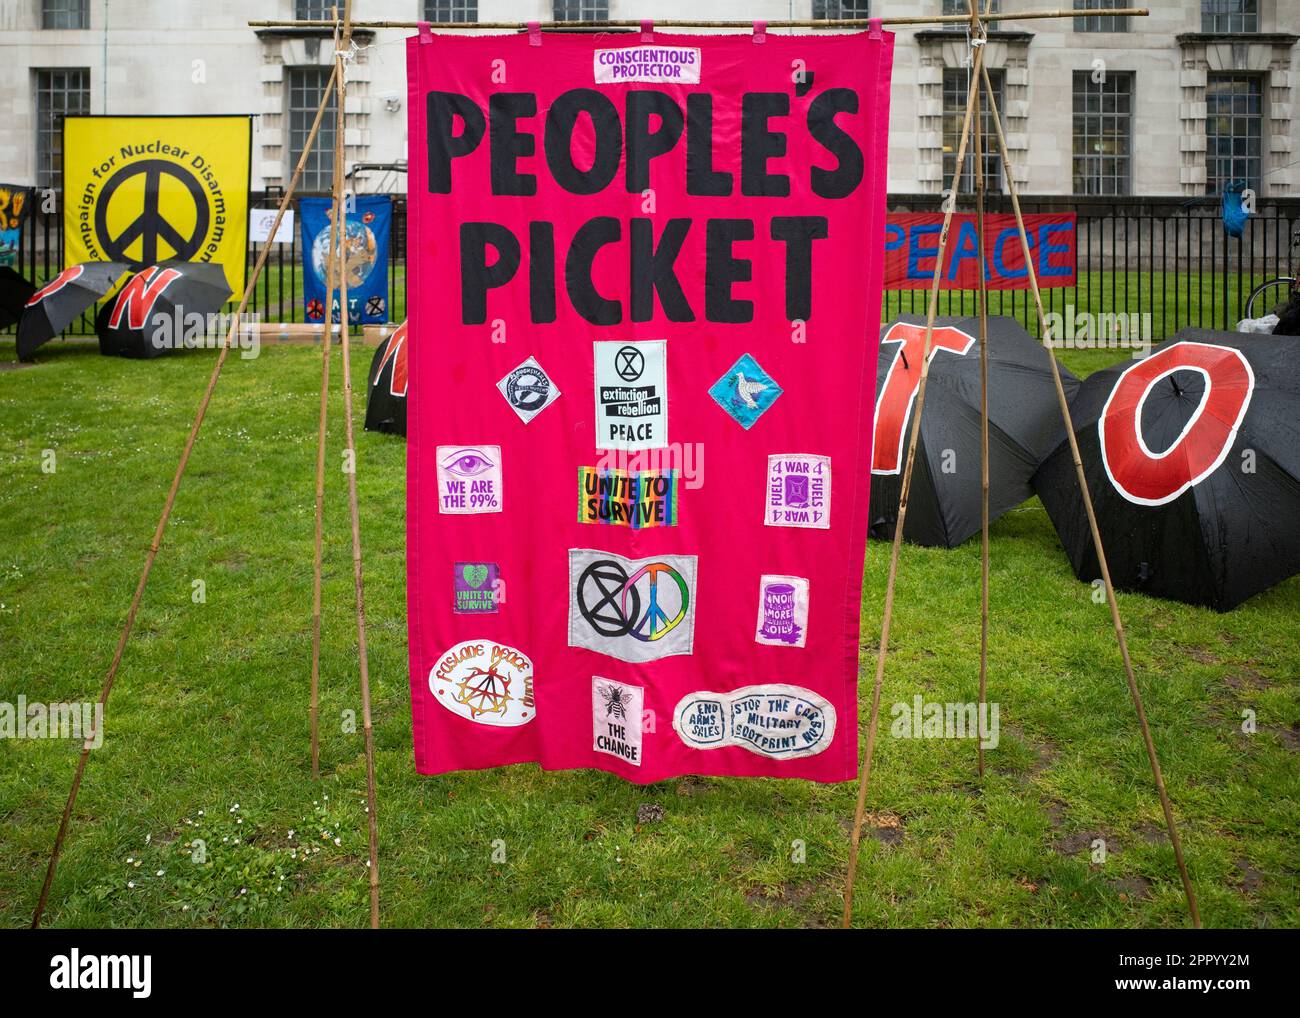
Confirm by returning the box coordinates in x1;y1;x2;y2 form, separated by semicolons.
578;467;679;528
673;684;835;759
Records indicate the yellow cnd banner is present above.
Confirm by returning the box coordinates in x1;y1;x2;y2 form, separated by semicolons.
63;115;251;294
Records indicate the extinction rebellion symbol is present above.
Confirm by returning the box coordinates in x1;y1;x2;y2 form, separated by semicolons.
569;549;697;663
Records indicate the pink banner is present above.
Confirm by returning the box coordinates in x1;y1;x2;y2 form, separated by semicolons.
406;26;894;783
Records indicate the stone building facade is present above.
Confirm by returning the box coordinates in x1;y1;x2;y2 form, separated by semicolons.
2;0;1296;197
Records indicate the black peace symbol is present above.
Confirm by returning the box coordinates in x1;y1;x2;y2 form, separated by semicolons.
615;346;644;382
95;159;210;267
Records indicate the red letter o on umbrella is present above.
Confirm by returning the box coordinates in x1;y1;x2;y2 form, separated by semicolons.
1099;341;1254;506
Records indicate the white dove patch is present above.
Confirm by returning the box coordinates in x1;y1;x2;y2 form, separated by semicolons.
707;352;783;429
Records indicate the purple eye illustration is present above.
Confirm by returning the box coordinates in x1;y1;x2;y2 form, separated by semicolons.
441;448;496;477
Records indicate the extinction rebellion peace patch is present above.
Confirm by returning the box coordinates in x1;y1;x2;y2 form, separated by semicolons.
429;640;535;727
594;340;668;451
707;352;782;430
578;466;679;528
496;355;560;424
454;562;500;614
592;677;645;766
569;548;697;663
673;684;836;759
765;453;830;529
436;445;502;514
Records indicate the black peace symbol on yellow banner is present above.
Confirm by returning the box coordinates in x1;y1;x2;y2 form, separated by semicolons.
94;159;210;267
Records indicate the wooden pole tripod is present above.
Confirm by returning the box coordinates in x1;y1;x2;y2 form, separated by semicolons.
31;62;341;930
322;0;383;930
842;4;1200;929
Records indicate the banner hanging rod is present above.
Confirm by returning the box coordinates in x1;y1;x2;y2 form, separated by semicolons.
249;10;1149;31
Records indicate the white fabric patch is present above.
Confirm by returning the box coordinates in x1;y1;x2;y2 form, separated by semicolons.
436;445;502;514
568;548;697;663
594;46;702;85
764;453;830;529
755;575;809;648
594;340;668;451
673;684;835;759
496;355;561;424
429;640;535;727
592;677;644;766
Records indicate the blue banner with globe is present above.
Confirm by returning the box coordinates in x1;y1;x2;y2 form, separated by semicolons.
300;194;391;324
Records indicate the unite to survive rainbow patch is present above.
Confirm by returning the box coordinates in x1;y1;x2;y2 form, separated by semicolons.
578;467;679;528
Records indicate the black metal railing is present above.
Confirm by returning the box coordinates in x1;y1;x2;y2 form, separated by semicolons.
885;194;1300;339
7;192;1298;342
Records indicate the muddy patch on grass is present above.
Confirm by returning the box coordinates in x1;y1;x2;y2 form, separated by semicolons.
1224;667;1272;691
1264;723;1300;751
1234;858;1264;895
1000;723;1059;781
837;810;905;845
745;880;833;928
1110;875;1152;901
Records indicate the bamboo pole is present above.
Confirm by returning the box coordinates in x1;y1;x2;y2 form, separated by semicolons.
330;0;382;930
247;10;1149;30
31;62;340;930
970;3;992;782
310;17;343;782
978;60;1200;928
841;36;988;931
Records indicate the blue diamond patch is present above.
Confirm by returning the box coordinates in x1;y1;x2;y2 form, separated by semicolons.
707;353;783;430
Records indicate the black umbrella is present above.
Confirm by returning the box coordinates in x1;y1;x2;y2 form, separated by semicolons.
0;266;36;330
365;320;408;437
95;261;232;359
869;315;1080;548
1034;328;1300;611
16;261;129;360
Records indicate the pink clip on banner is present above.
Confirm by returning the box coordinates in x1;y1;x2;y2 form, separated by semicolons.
406;28;894;783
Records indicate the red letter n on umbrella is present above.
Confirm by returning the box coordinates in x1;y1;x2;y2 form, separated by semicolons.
872;322;975;474
108;267;183;330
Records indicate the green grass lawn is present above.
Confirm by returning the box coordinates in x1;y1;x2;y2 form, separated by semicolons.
0;337;1295;929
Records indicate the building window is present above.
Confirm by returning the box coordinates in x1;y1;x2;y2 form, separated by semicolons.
1201;1;1257;33
942;0;999;15
942;67;1004;193
1206;74;1262;193
286;67;337;193
42;0;88;29
1072;70;1132;195
553;0;608;21
813;1;871;18
35;68;91;190
424;0;478;21
1074;0;1128;32
295;0;332;21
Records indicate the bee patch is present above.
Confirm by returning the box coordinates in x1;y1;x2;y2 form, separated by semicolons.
593;677;644;766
